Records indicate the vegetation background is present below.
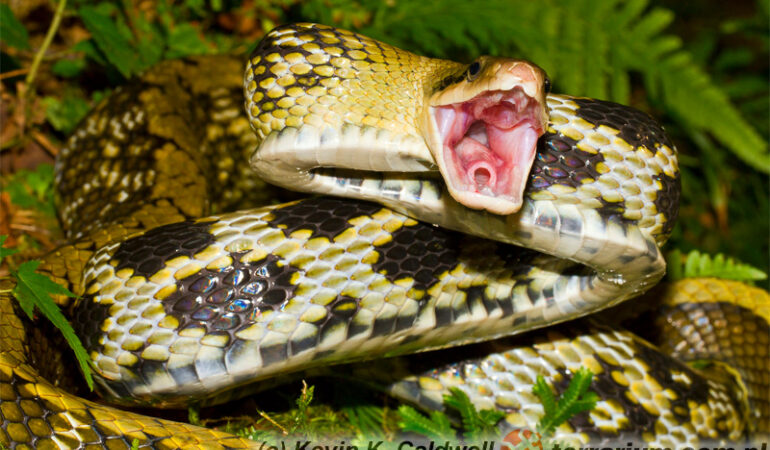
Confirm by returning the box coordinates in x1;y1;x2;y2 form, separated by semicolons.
1;0;768;440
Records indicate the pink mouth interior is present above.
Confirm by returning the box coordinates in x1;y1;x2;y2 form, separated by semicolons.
434;87;543;204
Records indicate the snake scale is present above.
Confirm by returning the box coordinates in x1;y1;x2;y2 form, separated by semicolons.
1;23;768;449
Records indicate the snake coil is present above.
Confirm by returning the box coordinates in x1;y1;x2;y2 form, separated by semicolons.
0;23;767;449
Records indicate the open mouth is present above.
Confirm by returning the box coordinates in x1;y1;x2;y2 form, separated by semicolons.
433;87;545;214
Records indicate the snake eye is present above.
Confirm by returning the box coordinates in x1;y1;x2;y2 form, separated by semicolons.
466;61;482;81
544;77;552;94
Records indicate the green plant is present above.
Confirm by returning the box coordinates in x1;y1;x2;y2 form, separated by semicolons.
2;164;56;217
0;235;93;389
532;368;597;438
666;249;767;282
397;369;597;443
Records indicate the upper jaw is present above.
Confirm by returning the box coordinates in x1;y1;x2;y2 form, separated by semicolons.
427;60;549;216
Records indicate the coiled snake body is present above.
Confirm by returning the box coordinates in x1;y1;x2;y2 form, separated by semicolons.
1;23;768;449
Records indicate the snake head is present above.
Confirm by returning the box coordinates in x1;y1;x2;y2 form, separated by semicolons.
426;57;549;215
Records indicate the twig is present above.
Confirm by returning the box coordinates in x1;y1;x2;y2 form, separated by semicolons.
31;130;60;156
0;68;30;80
24;0;68;99
257;409;288;435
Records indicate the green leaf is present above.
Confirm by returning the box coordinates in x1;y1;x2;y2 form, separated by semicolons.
669;250;768;282
165;23;209;59
0;236;19;262
11;261;93;390
44;94;91;134
78;6;137;77
188;403;201;425
72;39;108;66
52;58;87;78
130;14;164;69
666;249;683;281
397;405;455;440
0;4;30;50
2;165;55;216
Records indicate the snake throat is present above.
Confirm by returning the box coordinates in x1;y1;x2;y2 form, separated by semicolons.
434;87;543;213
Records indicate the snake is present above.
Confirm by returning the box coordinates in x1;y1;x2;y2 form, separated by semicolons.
1;22;768;448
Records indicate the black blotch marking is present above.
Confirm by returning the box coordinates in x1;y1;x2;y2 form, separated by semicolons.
550;323;724;443
164;253;299;339
635;341;711;420
511;315;527;326
434;306;453;328
290;334;318;356
653;172;680;237
113;220;216;279
370;316;396;338
370;220;460;292
531;131;629;224
70;296;112;353
168;364;200;386
267;197;382;241
531;98;680;229
464;285;496;316
328;296;359;319
561;216;582;235
393;312;417;333
319;314;347;345
260;344;288;367
572;98;673;155
542;286;555;307
618;254;636;264
347;321;370;339
530;131;609;192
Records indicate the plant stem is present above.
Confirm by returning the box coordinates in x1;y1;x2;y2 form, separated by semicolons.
24;0;68;98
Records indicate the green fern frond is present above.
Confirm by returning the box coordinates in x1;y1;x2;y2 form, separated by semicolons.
532;377;557;419
397;405;455;440
533;368;597;437
443;387;505;438
667;249;768;282
654;51;769;172
343;403;386;437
